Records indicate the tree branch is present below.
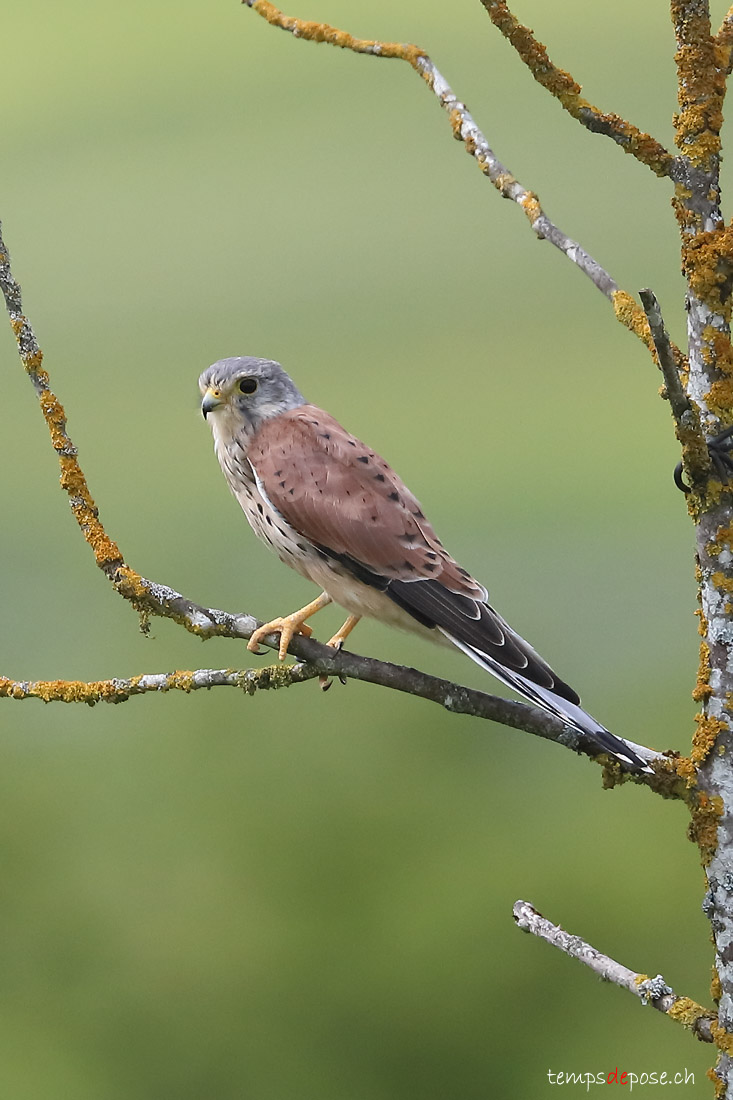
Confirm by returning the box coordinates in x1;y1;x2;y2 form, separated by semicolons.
241;0;667;355
0;612;672;783
513;900;716;1044
478;1;678;179
666;3;733;1089
672;0;725;185
717;7;733;77
639;289;692;424
0;664;317;703
639;288;710;488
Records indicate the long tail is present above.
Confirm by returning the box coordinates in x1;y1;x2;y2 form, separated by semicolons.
443;630;651;773
385;577;651;774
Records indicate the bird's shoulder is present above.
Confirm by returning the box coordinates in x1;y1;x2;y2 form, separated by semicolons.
248;406;480;592
249;404;421;512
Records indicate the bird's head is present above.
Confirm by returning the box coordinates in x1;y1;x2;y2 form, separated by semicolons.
199;357;306;433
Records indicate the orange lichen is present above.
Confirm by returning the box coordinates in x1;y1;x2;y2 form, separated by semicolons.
708;523;733;558
707;378;733;420
698;329;733;414
24;387;122;569
708;1065;726;1099
0;677;132;705
9;316;47;379
611;290;655;351
672;754;699;788
0;664;307;706
711;1020;733;1055
711;571;733;593
671;0;725;170
688;791;724;865
480;0;675;177
717;10;733;75
600;753;691;800
250;0;426;70
692;713;726;765
682;226;733;321
667;995;716;1034
694;639;713;704
518;191;542;226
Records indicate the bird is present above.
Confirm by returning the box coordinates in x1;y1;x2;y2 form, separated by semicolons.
199;355;650;773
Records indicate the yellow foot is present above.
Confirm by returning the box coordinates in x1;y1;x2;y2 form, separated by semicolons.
319;615;361;691
248;592;332;661
248;616;313;660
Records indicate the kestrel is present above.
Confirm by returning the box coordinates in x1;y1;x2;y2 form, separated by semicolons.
200;356;649;773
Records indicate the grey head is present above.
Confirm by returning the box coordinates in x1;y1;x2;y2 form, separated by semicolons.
199;356;306;431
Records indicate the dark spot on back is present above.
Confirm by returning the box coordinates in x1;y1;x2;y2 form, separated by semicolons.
424;563;437;573
257;503;264;515
389;491;400;502
357;455;370;464
320;432;331;440
413;508;424;519
374;472;386;482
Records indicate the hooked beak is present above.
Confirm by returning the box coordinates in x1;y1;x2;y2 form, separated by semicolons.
201;387;223;419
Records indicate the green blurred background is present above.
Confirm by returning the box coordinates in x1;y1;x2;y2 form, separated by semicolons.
0;1;719;1095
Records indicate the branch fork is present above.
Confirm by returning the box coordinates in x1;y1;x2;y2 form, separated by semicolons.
513;900;716;1044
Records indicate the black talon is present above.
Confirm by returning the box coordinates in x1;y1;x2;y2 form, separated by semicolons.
674;460;690;493
674;424;733;493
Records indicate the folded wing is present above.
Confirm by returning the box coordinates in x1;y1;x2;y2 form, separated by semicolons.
249;405;649;772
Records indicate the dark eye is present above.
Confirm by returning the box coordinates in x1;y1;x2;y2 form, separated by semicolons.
238;377;258;395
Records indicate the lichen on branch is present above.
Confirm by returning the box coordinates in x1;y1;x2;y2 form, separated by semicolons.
243;0;670;355
479;0;677;178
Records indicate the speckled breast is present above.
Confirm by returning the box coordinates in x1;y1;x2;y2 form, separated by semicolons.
215;432;323;583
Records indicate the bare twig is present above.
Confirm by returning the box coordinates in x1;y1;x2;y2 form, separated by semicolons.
479;1;677;179
242;0;666;354
639;288;710;489
717;7;733;77
639;290;691;423
513;900;716;1044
